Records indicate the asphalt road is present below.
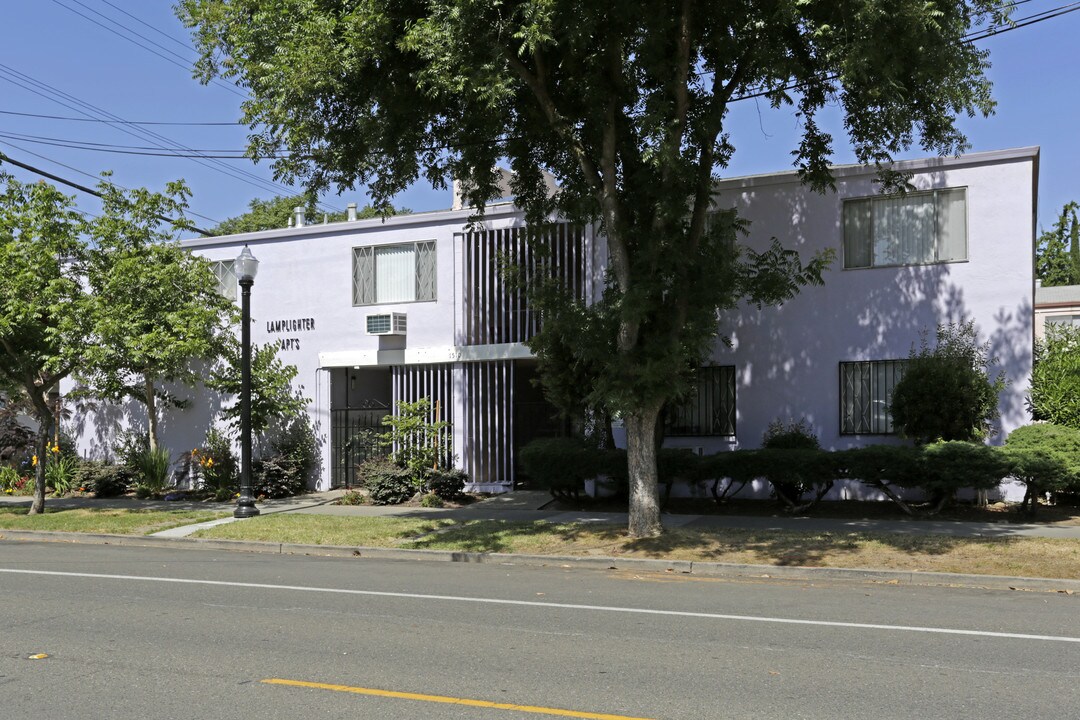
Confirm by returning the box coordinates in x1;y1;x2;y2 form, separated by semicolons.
1;541;1078;719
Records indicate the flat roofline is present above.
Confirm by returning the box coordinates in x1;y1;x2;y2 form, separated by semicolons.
181;201;522;249
713;146;1040;192
184;146;1040;247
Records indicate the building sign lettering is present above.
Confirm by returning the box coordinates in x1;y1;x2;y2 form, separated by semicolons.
266;317;315;333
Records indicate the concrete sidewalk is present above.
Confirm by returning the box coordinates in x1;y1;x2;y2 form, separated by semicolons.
5;489;1080;539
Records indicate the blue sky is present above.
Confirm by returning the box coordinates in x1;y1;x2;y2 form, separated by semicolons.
2;2;1076;233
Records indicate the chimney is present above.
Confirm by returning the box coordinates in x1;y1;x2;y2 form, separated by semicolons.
347;202;358;222
293;206;306;228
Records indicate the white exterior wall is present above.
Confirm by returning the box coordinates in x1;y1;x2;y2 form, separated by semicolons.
67;148;1038;498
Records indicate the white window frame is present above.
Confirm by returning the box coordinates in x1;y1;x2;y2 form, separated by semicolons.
843;187;968;269
209;259;237;302
352;241;437;306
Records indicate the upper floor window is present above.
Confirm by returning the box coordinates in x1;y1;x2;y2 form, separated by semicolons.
209;260;237;301
1047;314;1080;328
353;241;436;305
840;359;907;434
843;188;967;269
665;365;736;437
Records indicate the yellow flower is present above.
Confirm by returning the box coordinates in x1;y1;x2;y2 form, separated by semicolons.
51;444;60;454
206;458;215;468
31;455;38;467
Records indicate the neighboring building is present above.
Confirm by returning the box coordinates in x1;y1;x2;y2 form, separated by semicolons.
68;147;1039;497
1034;282;1080;339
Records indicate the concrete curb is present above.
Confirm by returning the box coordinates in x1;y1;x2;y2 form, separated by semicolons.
2;528;1079;594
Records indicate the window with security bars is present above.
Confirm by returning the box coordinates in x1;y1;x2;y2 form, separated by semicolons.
352;241;436;305
665;366;736;437
843;188;966;269
840;360;907;434
209;260;237;301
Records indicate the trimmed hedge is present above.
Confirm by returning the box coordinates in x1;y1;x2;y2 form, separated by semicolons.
520;430;1080;515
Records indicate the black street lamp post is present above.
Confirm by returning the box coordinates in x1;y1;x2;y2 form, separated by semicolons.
234;245;260;519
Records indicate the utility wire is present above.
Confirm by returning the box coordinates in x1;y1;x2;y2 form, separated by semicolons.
0;138;222;225
49;0;246;99
95;0;202;56
0;63;341;214
0;109;240;126
0;151;213;236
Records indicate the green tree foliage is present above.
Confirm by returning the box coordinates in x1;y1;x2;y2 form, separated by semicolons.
77;180;237;452
1004;424;1080;514
1035;201;1080;287
180;0;1011;536
208;342;308;438
210;194;406;236
1029;323;1080;429
890;322;1006;444
380;397;451;490
0;174;93;514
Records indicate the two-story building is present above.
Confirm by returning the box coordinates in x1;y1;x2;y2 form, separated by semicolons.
70;146;1039;497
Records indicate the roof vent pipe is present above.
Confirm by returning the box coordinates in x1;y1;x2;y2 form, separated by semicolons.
347;202;358;222
294;206;306;228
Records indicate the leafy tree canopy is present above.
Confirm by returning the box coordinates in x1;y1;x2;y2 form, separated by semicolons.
1035;201;1080;287
180;0;1012;536
75;179;238;452
1029;323;1080;429
211;194;408;235
207;341;308;438
0;173;94;513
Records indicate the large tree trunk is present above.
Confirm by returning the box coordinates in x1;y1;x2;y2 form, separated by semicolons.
624;403;664;538
27;393;52;516
144;373;158;453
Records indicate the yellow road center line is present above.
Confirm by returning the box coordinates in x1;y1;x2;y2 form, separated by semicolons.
261;678;657;720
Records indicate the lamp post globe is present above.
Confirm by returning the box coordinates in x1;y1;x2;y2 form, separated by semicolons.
234;245;260;519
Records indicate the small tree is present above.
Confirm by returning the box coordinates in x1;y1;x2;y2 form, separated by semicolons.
1029;324;1080;430
1035;201;1080;287
79;180;237;453
381;397;451;491
890;322;1006;444
208;342;308;439
0;174;93;514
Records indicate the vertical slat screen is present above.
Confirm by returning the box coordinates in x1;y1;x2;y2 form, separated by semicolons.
462;360;514;485
391;364;455;467
463;224;586;345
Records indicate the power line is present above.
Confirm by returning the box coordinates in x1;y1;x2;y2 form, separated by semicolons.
0;138;222;225
94;0;200;56
48;0;246;99
0;130;250;154
0;109;240;126
0;151;213;237
0;63;341;213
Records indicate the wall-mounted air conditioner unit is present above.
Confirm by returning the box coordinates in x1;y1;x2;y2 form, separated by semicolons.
366;312;407;336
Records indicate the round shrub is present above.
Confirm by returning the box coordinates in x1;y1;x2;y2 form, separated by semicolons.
74;460;136;498
426;468;467;500
890;322;1005;443
368;474;415;505
420;492;444;508
358;458;415;505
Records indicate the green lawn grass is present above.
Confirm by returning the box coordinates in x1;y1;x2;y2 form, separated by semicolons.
191;514;1080;579
0;507;230;535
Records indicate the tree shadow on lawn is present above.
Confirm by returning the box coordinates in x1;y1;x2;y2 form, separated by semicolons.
404;520;622;554
398;518;1032;566
613;527;1029;568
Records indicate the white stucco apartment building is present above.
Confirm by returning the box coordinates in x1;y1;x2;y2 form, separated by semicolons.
70;146;1039;495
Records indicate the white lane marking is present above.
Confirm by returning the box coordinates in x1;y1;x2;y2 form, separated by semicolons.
1;567;1077;644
